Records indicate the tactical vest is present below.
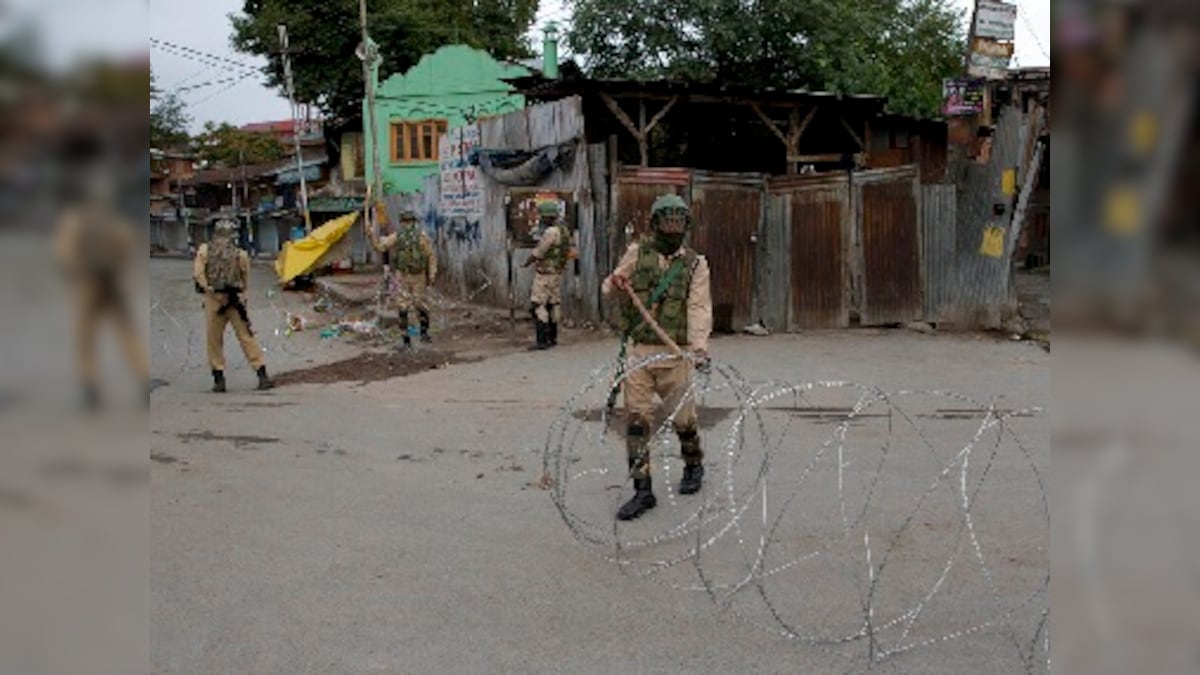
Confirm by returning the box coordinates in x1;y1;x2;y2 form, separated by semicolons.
623;244;696;346
538;225;570;274
205;238;244;291
392;225;429;275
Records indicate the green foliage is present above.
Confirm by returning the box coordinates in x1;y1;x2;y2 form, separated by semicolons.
229;0;539;124
195;121;284;166
567;0;964;118
151;72;193;150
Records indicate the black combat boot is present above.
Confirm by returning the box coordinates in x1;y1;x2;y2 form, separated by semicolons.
398;311;412;350
617;478;657;520
528;321;550;350
419;310;432;343
211;370;226;393
256;366;275;390
548;321;558;346
678;429;704;494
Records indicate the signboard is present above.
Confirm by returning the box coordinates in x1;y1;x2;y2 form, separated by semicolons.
943;78;986;116
974;0;1017;40
968;38;1014;80
438;124;483;220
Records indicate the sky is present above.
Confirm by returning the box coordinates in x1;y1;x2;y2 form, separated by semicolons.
141;0;1046;133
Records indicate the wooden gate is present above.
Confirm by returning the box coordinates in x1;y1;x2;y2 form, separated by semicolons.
853;166;923;325
689;171;764;333
765;173;851;329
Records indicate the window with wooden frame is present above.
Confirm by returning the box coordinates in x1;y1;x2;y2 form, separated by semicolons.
390;119;448;163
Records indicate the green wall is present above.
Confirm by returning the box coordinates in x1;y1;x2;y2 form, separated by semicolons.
364;44;529;195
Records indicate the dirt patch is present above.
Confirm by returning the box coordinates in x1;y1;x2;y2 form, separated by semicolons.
275;348;484;386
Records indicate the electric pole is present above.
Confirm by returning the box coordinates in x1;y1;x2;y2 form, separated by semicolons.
278;24;313;233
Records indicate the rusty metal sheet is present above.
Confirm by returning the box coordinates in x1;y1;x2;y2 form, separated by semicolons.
856;166;923;325
922;184;957;323
768;173;847;191
690;171;763;333
616;167;691;185
788;178;850;329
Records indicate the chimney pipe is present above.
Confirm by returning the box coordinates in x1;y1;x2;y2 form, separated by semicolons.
542;22;559;79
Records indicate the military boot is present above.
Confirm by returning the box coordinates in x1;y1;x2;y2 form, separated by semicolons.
398;311;412;350
418;310;432;343
256;366;275;390
547;321;558;347
678;429;704;494
527;321;550;350
211;370;226;393
618;478;657;520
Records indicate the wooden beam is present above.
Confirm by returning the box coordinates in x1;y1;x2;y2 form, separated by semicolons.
599;91;642;142
643;96;678;135
749;102;789;147
787;152;867;165
839;117;864;149
789;106;818;146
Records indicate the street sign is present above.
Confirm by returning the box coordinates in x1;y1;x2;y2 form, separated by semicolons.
968;37;1014;80
975;0;1017;41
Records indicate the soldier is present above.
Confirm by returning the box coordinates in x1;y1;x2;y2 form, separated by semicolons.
602;194;712;521
522;200;571;349
193;219;275;392
53;174;151;409
369;209;437;348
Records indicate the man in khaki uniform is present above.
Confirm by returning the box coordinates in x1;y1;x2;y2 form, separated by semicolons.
602;194;712;521
193;220;274;392
54;179;151;409
522;200;571;349
369;209;437;348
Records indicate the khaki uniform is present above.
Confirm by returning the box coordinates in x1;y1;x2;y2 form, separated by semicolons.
529;223;569;323
193;242;265;372
374;224;436;313
602;241;712;479
54;204;150;394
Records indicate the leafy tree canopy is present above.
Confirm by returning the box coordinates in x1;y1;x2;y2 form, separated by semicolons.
567;0;964;118
230;0;539;125
151;72;193;150
195;121;284;166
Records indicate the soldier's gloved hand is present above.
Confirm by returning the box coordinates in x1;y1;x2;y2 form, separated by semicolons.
692;349;711;374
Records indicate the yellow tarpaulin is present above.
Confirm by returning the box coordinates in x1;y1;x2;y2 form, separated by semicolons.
274;212;360;283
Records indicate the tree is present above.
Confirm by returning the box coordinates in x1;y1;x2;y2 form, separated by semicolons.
150;72;193;150
195;121;284;166
567;0;964;118
229;0;539;125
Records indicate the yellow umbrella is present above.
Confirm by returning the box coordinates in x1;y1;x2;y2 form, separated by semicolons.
274;211;360;284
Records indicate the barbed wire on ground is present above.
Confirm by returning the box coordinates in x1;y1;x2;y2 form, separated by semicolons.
543;353;1049;673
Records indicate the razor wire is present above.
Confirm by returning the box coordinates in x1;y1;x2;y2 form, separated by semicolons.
543;353;1049;673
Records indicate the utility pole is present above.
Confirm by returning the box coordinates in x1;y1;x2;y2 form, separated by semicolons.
359;0;384;267
278;24;313;233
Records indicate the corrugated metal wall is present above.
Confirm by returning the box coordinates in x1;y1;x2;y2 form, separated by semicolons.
944;105;1023;329
922;184;957;322
853;166;923;326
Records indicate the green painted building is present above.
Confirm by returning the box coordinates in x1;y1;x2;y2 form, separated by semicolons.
363;44;534;196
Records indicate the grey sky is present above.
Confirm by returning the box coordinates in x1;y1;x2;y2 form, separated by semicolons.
142;0;1049;134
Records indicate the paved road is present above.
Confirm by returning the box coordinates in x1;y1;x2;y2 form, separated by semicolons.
150;258;1050;674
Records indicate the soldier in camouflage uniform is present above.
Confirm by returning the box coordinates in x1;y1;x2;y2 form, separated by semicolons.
193;220;275;393
602;194;712;521
370;209;437;348
522;200;571;350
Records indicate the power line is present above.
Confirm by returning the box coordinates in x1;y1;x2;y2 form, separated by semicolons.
186;71;261;106
150;38;259;71
1012;0;1050;62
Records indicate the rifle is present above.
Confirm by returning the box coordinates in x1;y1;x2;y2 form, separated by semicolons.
213;286;254;336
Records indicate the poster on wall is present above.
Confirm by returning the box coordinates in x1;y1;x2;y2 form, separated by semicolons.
438;124;483;220
942;78;986;115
